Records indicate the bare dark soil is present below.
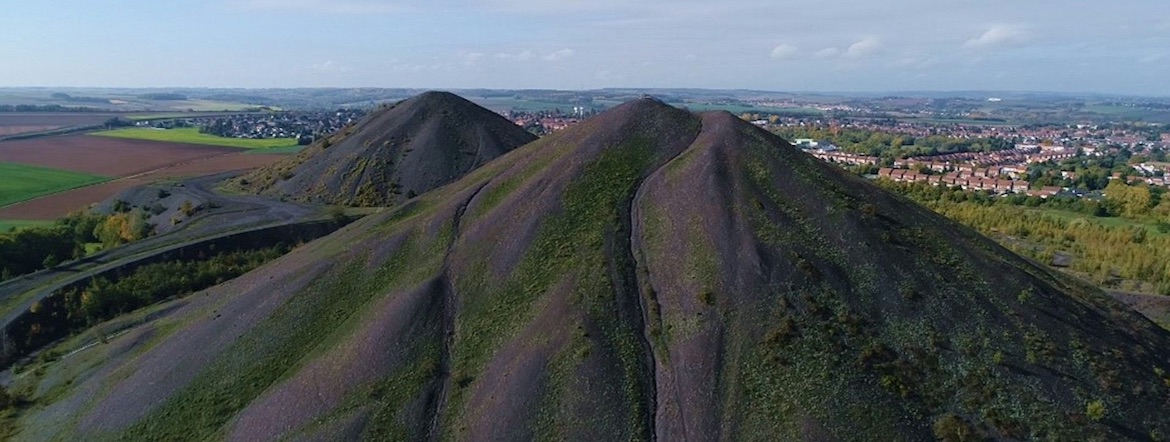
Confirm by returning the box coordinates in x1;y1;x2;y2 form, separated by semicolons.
234;91;537;207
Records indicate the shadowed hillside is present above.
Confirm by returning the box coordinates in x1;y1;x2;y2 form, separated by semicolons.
232;91;537;207
7;98;1170;441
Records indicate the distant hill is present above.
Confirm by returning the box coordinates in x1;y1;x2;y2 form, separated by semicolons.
12;98;1170;441
232;91;537;207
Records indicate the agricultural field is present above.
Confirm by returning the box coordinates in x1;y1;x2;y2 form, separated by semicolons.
93;127;299;149
0;162;108;207
0;134;292;220
0;112;121;137
0;152;289;220
0;135;241;176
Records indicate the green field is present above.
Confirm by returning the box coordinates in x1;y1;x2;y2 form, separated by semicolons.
93;127;299;149
0;162;109;207
0;219;52;232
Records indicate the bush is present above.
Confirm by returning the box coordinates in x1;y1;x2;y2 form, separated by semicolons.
1086;400;1106;421
932;413;979;441
179;200;197;217
0;385;12;410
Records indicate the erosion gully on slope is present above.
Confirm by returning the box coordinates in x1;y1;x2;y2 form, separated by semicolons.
427;181;489;439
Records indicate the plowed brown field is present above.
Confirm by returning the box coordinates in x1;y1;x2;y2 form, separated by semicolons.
0;135;242;176
0;133;289;220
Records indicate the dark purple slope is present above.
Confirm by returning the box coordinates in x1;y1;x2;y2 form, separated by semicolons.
235;91;537;206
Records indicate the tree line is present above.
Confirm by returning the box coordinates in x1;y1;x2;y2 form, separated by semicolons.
0;210;152;281
2;245;290;372
772;126;1014;160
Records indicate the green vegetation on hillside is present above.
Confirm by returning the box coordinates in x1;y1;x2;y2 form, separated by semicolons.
0;162;108;207
63;246;289;325
116;218;449;441
93;127;298;149
1;245;294;395
450;138;660;439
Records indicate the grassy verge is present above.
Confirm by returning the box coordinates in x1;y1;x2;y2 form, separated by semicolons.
0;162;109;207
0;220;53;232
92;127;298;150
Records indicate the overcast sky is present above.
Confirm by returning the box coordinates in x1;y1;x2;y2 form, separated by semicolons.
2;0;1168;95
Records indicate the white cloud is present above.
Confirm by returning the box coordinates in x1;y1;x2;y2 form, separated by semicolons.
814;47;841;59
494;50;536;61
964;26;1026;49
460;52;486;66
844;37;882;58
543;48;575;61
770;44;799;60
309;60;354;73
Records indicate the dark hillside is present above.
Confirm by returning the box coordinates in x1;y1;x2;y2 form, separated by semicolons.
232;91;537;206
8;98;1170;441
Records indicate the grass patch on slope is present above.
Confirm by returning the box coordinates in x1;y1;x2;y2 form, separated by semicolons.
113;220;450;441
0;162;108;207
92;127;298;149
447;138;658;439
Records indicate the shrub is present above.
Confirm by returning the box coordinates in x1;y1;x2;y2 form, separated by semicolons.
0;385;12;410
1085;400;1106;421
933;413;979;442
698;291;715;306
860;203;878;218
179;200;197;217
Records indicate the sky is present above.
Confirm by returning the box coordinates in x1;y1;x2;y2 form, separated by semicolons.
1;0;1168;95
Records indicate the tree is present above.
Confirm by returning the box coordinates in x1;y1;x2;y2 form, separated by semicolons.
1104;181;1152;219
94;210;151;247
